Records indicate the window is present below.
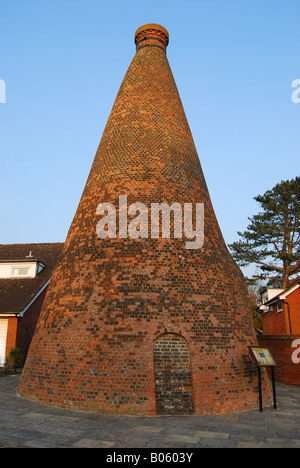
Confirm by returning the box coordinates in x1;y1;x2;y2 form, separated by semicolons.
277;301;283;313
11;266;31;277
0;261;38;278
37;262;45;274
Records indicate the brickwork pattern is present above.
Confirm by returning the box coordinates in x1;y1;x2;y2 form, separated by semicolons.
262;288;300;335
288;289;300;334
135;24;169;53
262;303;287;335
258;335;300;386
5;317;18;356
153;333;194;414
18;25;272;414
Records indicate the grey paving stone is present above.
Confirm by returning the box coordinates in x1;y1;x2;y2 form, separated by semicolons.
195;430;230;440
73;438;115;448
164;434;199;444
1;374;300;449
132;425;164;433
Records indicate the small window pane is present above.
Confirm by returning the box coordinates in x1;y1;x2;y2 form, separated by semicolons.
12;267;30;277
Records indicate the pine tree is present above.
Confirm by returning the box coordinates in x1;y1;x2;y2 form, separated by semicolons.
229;177;300;287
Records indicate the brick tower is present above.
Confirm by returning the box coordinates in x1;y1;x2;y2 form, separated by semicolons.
18;24;271;414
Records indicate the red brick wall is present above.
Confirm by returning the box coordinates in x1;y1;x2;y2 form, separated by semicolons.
18;25;272;415
257;334;300;386
262;288;300;335
153;333;194;414
288;288;300;334
5;317;18;356
262;303;287;335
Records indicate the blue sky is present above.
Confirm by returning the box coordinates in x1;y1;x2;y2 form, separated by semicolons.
0;0;299;277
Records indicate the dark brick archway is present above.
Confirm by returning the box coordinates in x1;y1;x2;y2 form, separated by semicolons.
153;333;194;414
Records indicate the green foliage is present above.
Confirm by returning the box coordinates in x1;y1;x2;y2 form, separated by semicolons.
248;287;262;330
229;177;300;287
4;347;20;372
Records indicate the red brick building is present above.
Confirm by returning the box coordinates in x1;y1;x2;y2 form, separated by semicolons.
258;278;300;386
0;243;63;367
18;24;272;414
259;278;300;335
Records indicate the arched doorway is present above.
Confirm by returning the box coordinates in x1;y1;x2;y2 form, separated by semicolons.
153;333;194;414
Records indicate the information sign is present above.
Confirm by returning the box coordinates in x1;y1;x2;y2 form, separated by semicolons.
248;346;277;412
248;346;277;367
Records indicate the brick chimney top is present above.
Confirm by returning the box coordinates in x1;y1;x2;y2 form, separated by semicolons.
134;23;169;53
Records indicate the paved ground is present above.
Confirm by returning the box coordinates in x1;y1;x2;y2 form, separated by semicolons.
0;373;300;449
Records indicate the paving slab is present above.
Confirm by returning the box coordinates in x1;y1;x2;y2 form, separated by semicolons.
1;374;300;449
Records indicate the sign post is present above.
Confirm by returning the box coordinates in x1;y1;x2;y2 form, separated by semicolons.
248;346;277;412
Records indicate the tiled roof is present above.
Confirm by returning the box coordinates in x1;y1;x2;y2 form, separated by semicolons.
0;243;63;314
264;276;300;305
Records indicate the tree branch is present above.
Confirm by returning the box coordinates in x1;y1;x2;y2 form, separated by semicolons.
290;257;300;275
253;261;283;272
